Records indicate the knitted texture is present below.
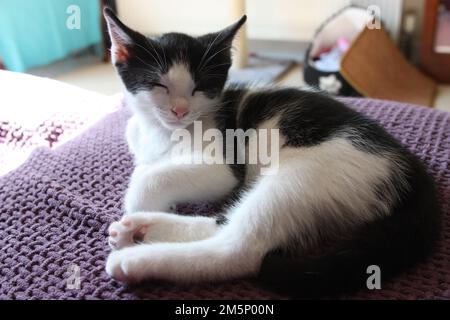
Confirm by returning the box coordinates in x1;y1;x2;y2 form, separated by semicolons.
0;70;119;176
0;98;449;299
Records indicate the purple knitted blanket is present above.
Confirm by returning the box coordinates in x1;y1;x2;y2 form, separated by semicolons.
1;98;449;300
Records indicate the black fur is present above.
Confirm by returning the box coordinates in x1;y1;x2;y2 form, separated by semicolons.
214;88;441;297
104;8;441;298
104;7;245;98
259;156;440;298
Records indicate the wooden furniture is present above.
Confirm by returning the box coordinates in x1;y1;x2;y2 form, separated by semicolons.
230;0;248;69
420;0;450;83
341;27;436;107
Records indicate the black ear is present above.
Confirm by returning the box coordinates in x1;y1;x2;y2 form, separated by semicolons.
198;15;247;47
103;7;138;63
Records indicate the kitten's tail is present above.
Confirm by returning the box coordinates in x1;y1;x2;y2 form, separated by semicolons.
258;169;441;298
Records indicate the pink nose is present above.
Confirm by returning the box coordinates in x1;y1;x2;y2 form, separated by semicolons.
171;106;189;119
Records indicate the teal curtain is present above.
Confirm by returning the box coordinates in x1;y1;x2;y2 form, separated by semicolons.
0;0;102;72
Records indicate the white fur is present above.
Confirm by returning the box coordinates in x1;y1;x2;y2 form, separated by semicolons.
108;212;218;249
107;94;398;282
127;64;219;132
105;53;402;282
124;160;237;213
244;116;284;181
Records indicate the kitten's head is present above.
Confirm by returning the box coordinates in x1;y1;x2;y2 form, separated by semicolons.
104;8;246;130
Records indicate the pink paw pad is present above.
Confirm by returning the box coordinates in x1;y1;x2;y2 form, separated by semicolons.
107;217;150;250
121;219;132;227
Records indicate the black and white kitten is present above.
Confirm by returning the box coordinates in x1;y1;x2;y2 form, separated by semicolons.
104;8;440;296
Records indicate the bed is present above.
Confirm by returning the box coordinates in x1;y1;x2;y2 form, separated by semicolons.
0;70;449;299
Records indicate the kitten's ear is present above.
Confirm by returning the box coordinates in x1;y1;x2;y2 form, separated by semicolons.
198;15;247;47
103;7;136;63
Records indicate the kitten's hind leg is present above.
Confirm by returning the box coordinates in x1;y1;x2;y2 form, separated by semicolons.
106;235;262;283
106;143;393;284
108;212;219;249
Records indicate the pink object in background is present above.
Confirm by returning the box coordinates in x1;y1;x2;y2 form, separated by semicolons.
313;37;350;72
435;9;450;53
337;37;350;52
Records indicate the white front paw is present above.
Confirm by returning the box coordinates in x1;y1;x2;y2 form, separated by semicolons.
108;216;149;250
124;167;174;213
124;188;172;213
123;188;146;214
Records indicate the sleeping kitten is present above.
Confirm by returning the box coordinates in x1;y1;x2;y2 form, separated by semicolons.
103;8;440;296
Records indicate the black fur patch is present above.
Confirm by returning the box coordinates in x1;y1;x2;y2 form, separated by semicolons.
104;8;245;97
214;87;440;297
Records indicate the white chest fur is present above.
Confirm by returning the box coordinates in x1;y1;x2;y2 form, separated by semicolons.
126;115;219;166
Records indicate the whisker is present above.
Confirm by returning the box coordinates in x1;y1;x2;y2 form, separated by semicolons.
144;37;167;71
133;41;165;72
200;62;231;74
197;30;225;73
133;54;160;71
198;45;233;73
203;73;227;78
157;40;168;70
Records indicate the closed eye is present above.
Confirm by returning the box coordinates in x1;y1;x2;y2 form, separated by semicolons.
192;87;202;96
151;82;169;93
